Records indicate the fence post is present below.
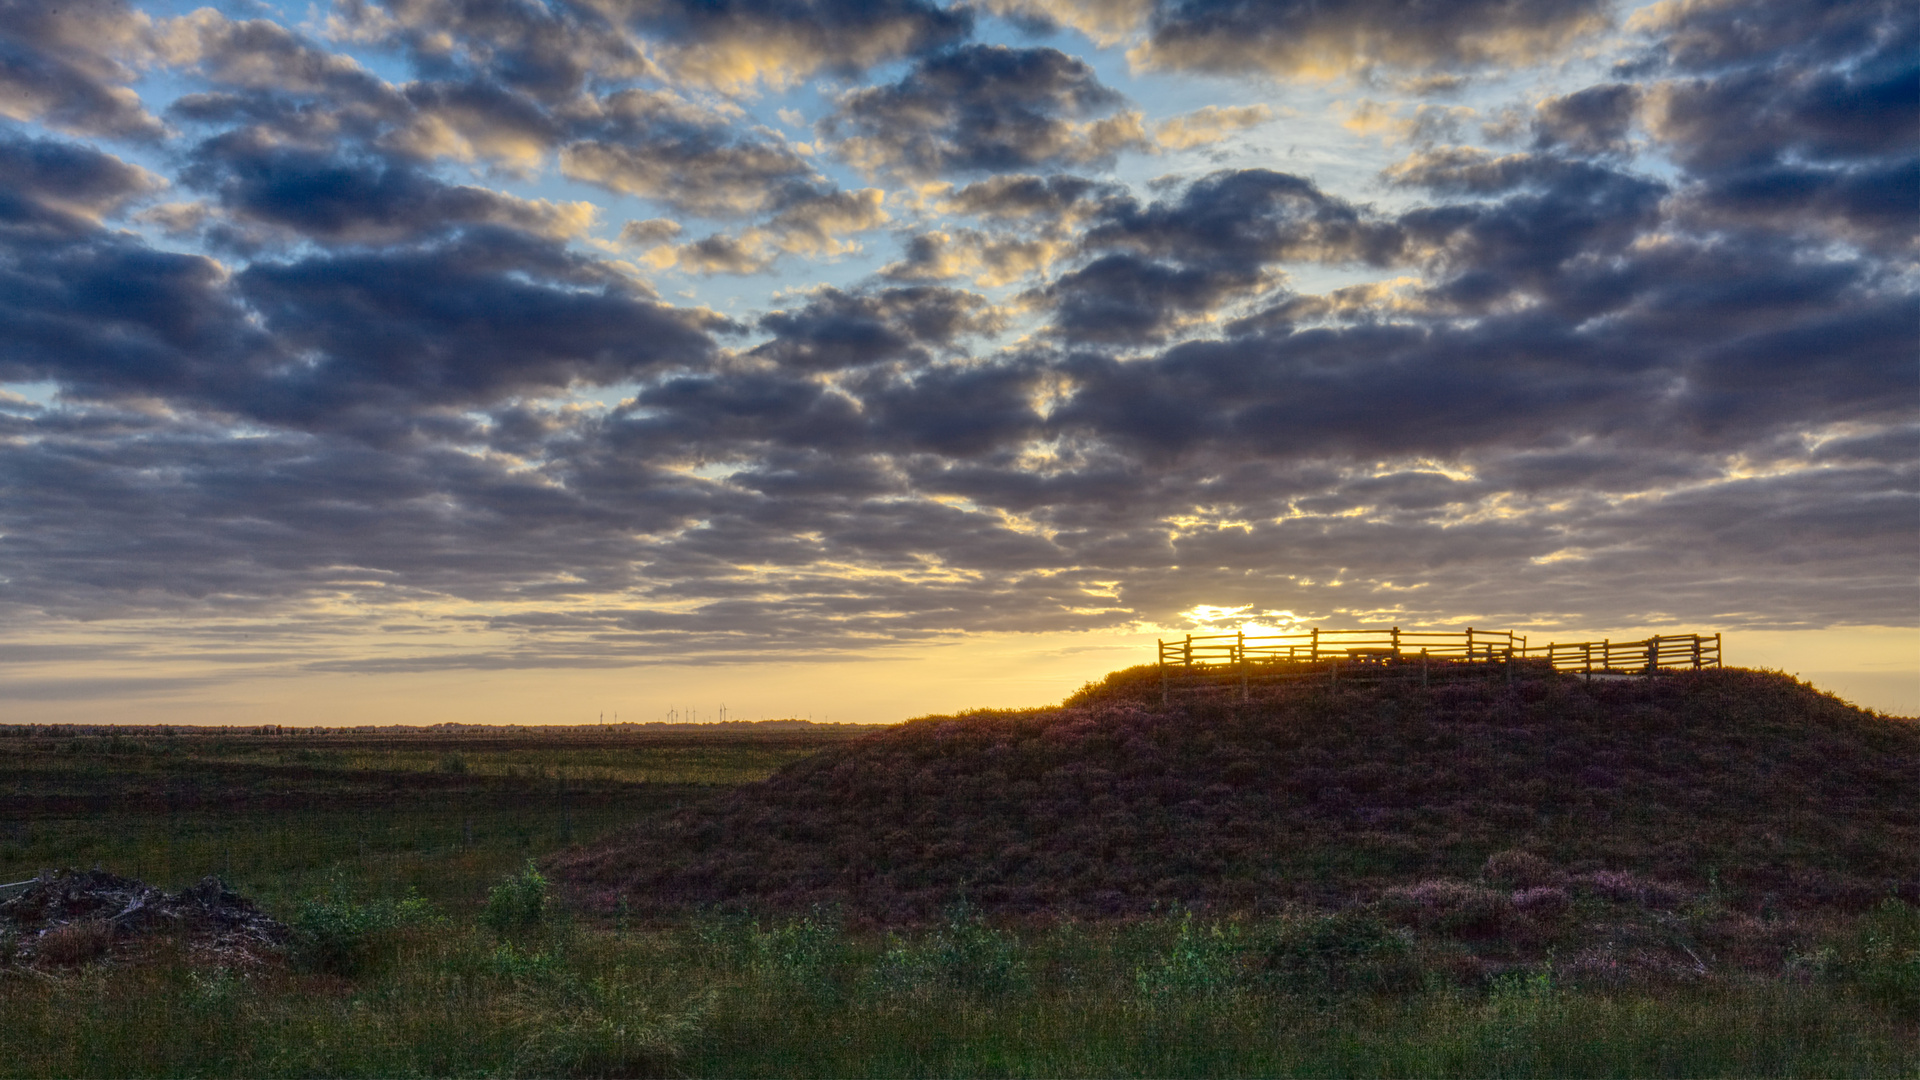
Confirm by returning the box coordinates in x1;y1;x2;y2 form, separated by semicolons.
1713;633;1721;668
1239;630;1248;703
1645;636;1658;678
1184;634;1192;669
1692;635;1701;670
1466;626;1474;661
1310;627;1320;662
1391;626;1400;657
1159;639;1167;706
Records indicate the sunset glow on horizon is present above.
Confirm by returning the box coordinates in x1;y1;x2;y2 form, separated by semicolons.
1;0;1914;723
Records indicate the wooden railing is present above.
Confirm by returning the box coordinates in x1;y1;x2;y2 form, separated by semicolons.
1154;627;1720;701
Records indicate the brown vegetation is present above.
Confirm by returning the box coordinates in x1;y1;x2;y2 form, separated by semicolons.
554;668;1919;929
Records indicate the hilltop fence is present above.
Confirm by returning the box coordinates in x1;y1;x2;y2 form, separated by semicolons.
1154;627;1721;702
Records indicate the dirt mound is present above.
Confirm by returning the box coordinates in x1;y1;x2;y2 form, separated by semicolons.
554;669;1918;925
0;869;288;968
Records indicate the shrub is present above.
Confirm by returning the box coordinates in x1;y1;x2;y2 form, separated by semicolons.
1256;911;1420;993
1135;911;1246;1000
1836;898;1920;1014
872;904;1028;999
507;973;706;1078
436;752;470;775
482;862;548;935
288;885;439;975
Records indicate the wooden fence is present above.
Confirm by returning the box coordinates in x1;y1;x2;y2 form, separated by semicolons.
1155;627;1721;702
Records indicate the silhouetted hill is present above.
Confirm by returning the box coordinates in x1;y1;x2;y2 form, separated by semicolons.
554;669;1917;925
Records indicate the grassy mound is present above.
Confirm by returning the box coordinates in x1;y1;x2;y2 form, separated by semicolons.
554;669;1917;928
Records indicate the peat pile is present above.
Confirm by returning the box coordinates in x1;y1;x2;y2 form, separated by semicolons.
0;869;287;968
554;669;1918;924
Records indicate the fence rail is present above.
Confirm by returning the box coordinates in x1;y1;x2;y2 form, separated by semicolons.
1154;627;1720;702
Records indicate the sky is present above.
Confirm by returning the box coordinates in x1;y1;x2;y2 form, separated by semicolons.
0;0;1914;725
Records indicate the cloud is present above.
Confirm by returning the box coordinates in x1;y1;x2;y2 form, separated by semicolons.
0;0;164;138
1152;103;1273;150
635;186;892;274
825;44;1148;177
232;230;729;422
1631;0;1917;244
749;285;1004;371
182;132;596;247
1341;99;1477;146
0;0;1913;678
336;0;967;95
1079;168;1404;271
560;89;820;217
1114;0;1613;80
1531;83;1640;156
331;0;654;101
0;133;163;237
616;0;972;91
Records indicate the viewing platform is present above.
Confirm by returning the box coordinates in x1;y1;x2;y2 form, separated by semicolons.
1155;627;1721;702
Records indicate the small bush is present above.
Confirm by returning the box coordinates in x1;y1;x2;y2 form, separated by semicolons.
872;905;1028;999
1257;911;1420;993
746;909;847;999
288;884;439;975
436;752;470;775
481;862;548;935
1135;911;1245;1000
507;973;706;1078
1837;898;1920;1014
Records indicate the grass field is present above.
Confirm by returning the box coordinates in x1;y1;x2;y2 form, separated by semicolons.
1;708;1916;1078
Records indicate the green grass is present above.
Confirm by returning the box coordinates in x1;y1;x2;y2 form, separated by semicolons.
0;726;855;911
4;903;1914;1077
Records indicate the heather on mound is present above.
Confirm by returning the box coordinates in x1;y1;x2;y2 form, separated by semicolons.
555;670;1917;925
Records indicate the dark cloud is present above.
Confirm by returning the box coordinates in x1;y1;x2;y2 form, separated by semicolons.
1532;83;1639;157
750;286;1004;371
1081;169;1402;270
1036;253;1266;344
181;132;592;246
1117;0;1612;78
1634;0;1918;244
233;229;728;423
0;133;159;239
945;172;1123;219
333;0;650;102
825;44;1146;177
0;229;265;400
